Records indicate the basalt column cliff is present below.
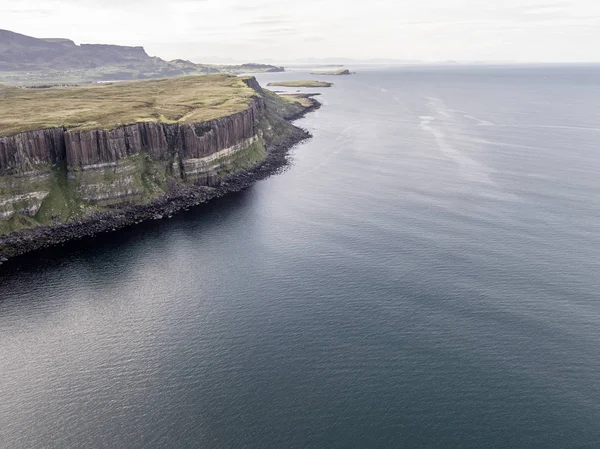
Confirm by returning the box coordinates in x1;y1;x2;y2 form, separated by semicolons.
0;76;319;259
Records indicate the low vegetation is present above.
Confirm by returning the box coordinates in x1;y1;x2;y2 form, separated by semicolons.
279;94;319;108
310;69;351;75
0;75;258;136
267;80;332;88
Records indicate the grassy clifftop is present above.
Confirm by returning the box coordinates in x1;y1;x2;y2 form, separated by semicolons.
0;75;260;137
0;75;318;253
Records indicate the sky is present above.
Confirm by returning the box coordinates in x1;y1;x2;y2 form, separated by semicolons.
1;0;599;63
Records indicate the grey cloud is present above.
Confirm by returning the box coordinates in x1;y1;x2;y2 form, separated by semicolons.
2;0;599;62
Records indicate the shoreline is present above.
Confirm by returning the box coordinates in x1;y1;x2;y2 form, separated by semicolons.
0;98;321;264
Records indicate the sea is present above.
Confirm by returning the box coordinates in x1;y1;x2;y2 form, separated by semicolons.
1;64;600;448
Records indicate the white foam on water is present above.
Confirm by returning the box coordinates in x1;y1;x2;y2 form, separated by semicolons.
464;115;495;126
495;124;600;132
419;97;518;202
447;108;496;126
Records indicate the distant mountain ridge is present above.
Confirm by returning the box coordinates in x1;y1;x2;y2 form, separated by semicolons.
0;30;150;69
0;29;284;84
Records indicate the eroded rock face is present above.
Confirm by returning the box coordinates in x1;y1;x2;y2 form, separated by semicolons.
65;127;142;169
0;128;66;174
0;87;314;258
179;101;262;160
0;76;315;261
0;96;265;173
0;91;269;218
0;191;49;220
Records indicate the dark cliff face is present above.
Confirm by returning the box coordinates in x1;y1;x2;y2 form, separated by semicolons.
180;99;263;159
0;96;265;173
242;76;263;92
0;77;298;233
0;128;66;174
0;78;314;254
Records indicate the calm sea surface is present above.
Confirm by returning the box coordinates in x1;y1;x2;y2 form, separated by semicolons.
1;65;600;448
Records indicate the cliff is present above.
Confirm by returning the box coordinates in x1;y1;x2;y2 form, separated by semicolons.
0;76;318;260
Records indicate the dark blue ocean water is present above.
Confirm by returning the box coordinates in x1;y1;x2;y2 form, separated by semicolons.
1;65;600;448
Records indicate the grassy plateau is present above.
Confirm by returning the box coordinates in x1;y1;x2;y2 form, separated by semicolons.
0;74;259;137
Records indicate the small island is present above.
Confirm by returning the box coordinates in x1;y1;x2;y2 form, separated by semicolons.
310;69;352;75
267;80;333;88
278;93;321;108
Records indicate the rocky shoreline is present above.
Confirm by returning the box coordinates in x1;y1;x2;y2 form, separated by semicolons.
0;98;321;264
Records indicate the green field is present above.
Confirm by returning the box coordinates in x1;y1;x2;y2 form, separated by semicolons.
267;80;333;88
0;75;259;137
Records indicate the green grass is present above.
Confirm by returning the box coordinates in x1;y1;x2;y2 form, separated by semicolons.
266;80;332;88
0;213;39;235
260;89;309;118
0;151;173;235
279;94;316;108
216;138;267;177
0;74;258;137
34;164;81;223
310;69;351;75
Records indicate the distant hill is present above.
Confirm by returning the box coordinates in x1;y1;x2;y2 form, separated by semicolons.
0;29;284;85
0;30;151;69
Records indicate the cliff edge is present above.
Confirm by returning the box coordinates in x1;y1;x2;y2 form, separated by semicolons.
0;75;319;261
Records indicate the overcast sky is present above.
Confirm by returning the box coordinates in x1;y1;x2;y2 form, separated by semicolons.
2;0;599;63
